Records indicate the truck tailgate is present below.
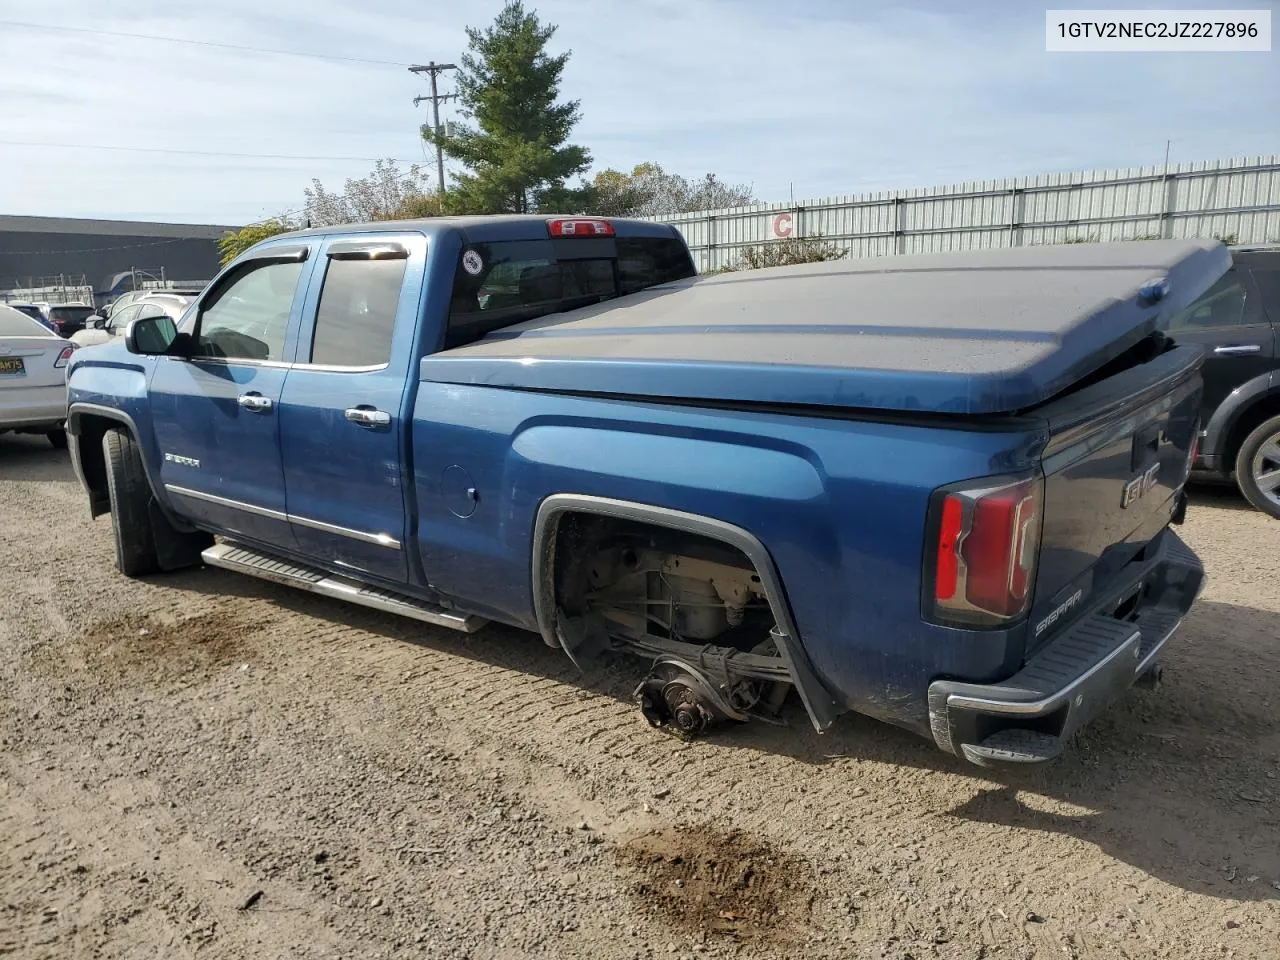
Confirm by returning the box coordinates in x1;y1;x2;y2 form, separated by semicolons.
1027;342;1202;652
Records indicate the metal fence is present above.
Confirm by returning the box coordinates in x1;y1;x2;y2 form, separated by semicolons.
0;274;94;307
649;155;1280;272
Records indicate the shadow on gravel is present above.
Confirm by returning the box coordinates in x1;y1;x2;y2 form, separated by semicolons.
162;560;1280;903
1186;480;1258;513
0;434;76;482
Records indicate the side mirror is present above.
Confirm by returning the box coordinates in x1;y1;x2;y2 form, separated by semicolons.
90;315;106;329
124;316;181;356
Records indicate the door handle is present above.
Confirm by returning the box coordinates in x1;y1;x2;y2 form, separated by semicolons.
237;393;273;412
1213;344;1262;356
345;407;391;427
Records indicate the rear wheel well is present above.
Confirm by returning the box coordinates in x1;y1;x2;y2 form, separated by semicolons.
548;512;763;619
533;499;844;732
1224;392;1280;473
541;509;792;723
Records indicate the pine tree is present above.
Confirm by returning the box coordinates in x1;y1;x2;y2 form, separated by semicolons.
432;1;590;214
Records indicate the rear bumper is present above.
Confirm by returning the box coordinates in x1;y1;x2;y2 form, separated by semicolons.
0;386;68;430
927;529;1204;765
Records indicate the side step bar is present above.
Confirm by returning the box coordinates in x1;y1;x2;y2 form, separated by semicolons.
201;542;487;634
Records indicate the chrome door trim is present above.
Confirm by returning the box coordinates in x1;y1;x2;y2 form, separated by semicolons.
165;484;288;522
288;513;402;549
291;361;390;374
165;484;401;549
1213;344;1263;356
179;357;294;369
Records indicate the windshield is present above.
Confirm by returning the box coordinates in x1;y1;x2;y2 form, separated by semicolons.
446;235;694;348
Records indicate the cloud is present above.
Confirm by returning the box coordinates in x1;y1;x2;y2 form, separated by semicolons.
0;0;1274;223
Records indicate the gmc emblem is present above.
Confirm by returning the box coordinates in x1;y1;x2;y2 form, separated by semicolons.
1121;462;1161;509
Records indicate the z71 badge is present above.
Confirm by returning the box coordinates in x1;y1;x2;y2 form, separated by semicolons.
1121;462;1160;508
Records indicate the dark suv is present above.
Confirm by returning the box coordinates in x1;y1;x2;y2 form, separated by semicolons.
45;304;96;338
1172;245;1280;517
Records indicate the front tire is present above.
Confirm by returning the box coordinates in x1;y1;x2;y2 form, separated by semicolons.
1235;414;1280;519
103;428;160;576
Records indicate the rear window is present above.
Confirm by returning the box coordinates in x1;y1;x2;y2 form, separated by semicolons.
0;305;53;337
446;235;695;348
49;306;94;322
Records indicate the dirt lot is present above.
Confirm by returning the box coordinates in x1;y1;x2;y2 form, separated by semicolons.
1;435;1277;960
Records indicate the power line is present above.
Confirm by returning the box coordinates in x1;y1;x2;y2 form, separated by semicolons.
0;19;414;67
0;139;420;164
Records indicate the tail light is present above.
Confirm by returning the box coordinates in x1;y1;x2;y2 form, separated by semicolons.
926;473;1043;627
55;344;76;368
547;218;614;237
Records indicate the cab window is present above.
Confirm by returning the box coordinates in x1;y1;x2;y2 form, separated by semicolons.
308;256;409;368
195;260;303;361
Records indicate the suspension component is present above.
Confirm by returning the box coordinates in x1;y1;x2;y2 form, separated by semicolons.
634;656;750;739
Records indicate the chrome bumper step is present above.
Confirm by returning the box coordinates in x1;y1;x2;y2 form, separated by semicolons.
201;542;487;634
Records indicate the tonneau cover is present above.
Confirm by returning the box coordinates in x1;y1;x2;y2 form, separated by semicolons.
419;239;1230;415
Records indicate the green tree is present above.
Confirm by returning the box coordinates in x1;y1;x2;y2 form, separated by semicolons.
431;1;591;214
217;216;295;267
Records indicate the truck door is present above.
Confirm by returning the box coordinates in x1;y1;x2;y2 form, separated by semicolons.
1166;265;1275;416
276;234;426;584
149;244;313;548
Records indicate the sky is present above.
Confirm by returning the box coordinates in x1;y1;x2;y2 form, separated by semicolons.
0;0;1276;225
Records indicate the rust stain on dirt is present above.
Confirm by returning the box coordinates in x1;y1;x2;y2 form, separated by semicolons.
55;609;274;683
614;823;813;944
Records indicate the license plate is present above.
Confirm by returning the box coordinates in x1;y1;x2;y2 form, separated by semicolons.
0;357;25;375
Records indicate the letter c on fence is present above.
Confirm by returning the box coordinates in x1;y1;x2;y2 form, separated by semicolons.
772;212;794;239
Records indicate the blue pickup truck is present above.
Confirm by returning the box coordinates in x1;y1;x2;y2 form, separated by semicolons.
65;216;1224;765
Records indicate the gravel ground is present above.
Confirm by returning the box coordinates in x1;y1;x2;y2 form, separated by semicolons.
1;434;1277;960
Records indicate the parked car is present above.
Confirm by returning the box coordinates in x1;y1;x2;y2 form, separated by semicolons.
0;303;75;447
65;221;1221;766
43;303;96;338
72;293;194;348
1171;244;1280;517
4;302;56;332
100;286;205;321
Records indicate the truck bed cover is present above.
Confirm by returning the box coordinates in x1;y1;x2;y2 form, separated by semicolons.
420;239;1230;415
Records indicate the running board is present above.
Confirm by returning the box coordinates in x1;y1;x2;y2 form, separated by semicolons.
200;543;487;634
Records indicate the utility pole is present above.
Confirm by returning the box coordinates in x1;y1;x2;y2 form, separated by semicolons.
409;62;458;203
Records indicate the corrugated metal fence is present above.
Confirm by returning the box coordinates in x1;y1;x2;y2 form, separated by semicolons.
650;155;1280;272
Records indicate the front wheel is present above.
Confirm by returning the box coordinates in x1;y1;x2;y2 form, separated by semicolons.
1235;414;1280;519
103;427;160;576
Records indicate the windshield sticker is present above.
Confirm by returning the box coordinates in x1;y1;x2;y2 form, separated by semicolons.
462;249;485;276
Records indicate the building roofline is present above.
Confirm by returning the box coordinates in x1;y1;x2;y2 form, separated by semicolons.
0;214;236;239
